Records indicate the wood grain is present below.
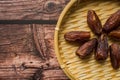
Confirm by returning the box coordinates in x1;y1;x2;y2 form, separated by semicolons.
0;24;69;80
0;0;70;20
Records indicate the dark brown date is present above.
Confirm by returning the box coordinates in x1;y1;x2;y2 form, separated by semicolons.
103;10;120;33
64;31;90;42
95;34;108;60
109;29;120;40
76;38;97;59
110;43;120;69
87;10;102;35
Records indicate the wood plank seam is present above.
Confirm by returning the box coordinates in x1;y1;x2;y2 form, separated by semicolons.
0;20;57;24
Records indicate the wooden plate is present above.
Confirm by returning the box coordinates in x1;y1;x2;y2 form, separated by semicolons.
54;0;120;80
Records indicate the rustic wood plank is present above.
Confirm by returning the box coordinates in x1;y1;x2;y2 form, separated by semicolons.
0;0;70;20
32;24;70;80
0;24;41;79
0;24;69;80
0;78;30;80
42;69;70;80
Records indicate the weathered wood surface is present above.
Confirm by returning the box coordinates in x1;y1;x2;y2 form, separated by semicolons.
0;0;71;79
0;24;70;80
0;0;70;20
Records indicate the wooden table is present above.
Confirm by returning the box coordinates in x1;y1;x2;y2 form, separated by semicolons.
0;0;70;80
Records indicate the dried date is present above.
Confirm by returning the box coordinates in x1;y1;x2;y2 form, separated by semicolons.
87;10;102;35
110;43;120;69
95;34;108;60
103;10;120;33
76;38;97;59
109;29;120;40
64;31;90;42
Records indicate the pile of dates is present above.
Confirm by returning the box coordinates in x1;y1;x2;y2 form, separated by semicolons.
64;10;120;69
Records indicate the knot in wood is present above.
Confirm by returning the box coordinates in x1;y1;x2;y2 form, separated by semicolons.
44;1;57;13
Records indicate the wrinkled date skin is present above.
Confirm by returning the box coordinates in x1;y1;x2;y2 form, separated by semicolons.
95;34;108;60
109;29;120;40
110;43;120;69
87;10;102;35
103;10;120;33
64;31;90;42
76;38;97;59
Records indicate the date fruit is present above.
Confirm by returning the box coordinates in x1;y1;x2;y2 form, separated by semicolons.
103;10;120;33
87;10;102;35
110;43;120;69
64;31;90;42
95;34;108;60
109;29;120;40
76;38;97;59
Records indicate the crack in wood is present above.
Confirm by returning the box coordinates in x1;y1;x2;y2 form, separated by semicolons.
31;67;43;80
32;25;46;60
12;65;18;75
20;63;26;71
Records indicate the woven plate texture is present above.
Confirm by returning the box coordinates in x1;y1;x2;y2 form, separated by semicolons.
57;0;120;80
